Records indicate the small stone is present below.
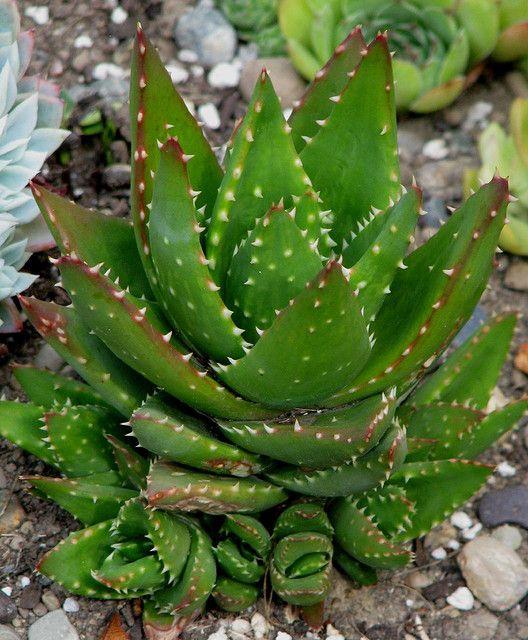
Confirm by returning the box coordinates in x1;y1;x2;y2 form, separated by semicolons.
276;633;292;640
73;34;93;49
61;599;79;614
28;610;79;640
110;6;128;24
102;164;131;189
208;62;240;89
24;6;49;24
450;511;472;530
0;625;20;640
166;64;189;84
109;140;129;165
497;461;516;477
34;344;64;371
404;571;434;590
424;521;457;548
250;613;269;639
463;101;493;131
486;386;508;413
0;592;16;623
208;628;229;640
40;591;60;612
504;260;528;291
423;139;449;160
493;525;523;550
515;344;528;375
479;485;528;528
230;619;251;635
462;523;483;541
0;493;24;534
33;604;47;617
191;65;205;78
92;63;126;81
240;58;306;109
19;585;42;610
178;49;199;63
0;590;10;598
458;535;528;611
447;586;474;611
431;547;447;560
198;103;221;130
446;539;461;551
174;1;237;67
421;196;447;229
19;578;30;589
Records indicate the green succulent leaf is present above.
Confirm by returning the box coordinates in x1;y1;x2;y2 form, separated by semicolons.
0;402;56;466
105;434;149;490
212;577;259;612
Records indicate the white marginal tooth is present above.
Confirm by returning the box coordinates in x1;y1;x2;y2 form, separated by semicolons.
162;331;173;343
182;352;193;361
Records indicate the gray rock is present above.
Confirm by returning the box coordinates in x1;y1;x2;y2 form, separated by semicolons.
34;344;64;372
452;305;487;348
18;584;42;610
40;591;60;612
240;58;306;108
174;0;236;67
458;535;528;611
492;525;523;550
28;611;79;640
504;259;528;291
102;164;131;190
421;196;447;229
429;610;498;640
0;625;20;640
479;485;528;528
0;593;16;624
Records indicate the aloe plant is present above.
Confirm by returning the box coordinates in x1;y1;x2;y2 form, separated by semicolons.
0;0;69;332
1;25;524;635
278;0;500;113
465;98;528;255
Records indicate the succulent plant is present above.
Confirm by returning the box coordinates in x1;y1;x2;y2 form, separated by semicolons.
0;0;68;331
465;98;528;256
491;0;528;63
1;24;525;635
278;0;500;113
217;0;286;56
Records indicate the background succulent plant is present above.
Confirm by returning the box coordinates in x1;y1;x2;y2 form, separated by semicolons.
0;24;525;636
0;0;68;332
278;0;500;113
491;0;528;63
465;98;528;256
217;0;286;56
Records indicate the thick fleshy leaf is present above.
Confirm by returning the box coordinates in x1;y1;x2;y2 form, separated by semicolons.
130;395;266;477
327;177;509;405
25;476;137;525
300;35;400;249
20;296;148;417
218;391;396;468
32;184;151;298
410;314;517;409
146;460;287;514
146;509;192;584
212;577;259;612
149;139;244;362
130;26;222;281
217;262;370;408
0;401;55;466
206;70;313;287
105;435;149;490
57;256;278;420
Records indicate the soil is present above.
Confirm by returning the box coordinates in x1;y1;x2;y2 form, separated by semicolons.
1;1;528;639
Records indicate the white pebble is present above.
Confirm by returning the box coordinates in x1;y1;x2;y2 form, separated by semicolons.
446;539;461;551
251;613;269;639
111;6;128;24
24;6;49;24
497;461;516;477
208;62;240;89
276;633;292;640
447;586;474;611
62;597;79;613
422;138;448;160
230;619;252;635
19;576;31;588
1;586;12;596
208;628;229;640
451;511;472;530
462;522;483;540
167;64;189;84
92;63;126;80
191;64;205;78
74;34;93;48
326;624;341;637
179;49;199;63
198;103;221;130
405;599;414;607
431;547;447;560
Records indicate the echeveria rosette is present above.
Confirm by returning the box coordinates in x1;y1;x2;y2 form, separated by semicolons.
491;0;528;64
465;98;528;256
278;0;499;113
0;0;69;331
0;24;525;635
217;0;286;56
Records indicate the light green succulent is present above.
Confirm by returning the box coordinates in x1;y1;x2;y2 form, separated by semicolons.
465;98;528;256
492;0;528;63
278;0;500;113
0;0;68;331
0;23;524;636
